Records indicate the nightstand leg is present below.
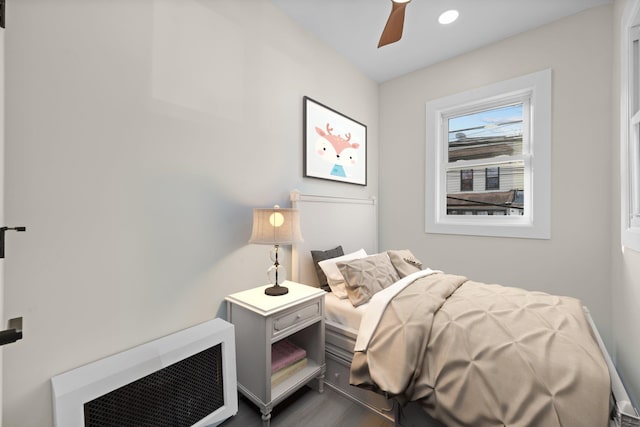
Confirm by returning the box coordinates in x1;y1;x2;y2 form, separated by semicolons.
261;409;271;427
318;365;326;393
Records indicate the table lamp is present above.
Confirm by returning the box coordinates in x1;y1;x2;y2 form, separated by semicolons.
249;205;303;296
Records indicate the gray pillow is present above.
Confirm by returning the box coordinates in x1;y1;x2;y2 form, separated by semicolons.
337;253;400;307
311;246;344;291
387;249;423;278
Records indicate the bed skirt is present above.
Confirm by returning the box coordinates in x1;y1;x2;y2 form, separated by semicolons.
324;320;394;421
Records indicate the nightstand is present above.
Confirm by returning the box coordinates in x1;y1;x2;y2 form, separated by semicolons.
225;281;326;427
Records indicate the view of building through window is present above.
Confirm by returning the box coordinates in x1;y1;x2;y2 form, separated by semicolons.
445;103;525;216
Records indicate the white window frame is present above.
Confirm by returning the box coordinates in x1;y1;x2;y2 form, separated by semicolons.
621;1;640;252
425;69;551;239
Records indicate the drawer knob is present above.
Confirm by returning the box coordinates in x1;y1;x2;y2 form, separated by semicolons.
296;314;301;319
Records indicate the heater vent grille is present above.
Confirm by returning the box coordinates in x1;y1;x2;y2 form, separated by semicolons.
84;344;224;427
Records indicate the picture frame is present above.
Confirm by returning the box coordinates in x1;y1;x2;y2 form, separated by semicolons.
303;96;367;186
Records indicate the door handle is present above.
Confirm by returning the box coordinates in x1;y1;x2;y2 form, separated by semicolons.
0;226;26;258
0;317;22;346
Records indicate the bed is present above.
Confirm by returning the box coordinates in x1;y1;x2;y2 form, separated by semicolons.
290;190;639;427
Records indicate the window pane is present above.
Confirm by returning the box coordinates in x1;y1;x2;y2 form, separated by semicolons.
448;104;523;162
446;162;524;216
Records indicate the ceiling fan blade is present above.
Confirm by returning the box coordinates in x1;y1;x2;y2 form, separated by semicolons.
378;0;410;48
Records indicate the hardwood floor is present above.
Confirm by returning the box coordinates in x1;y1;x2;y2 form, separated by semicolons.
220;386;394;427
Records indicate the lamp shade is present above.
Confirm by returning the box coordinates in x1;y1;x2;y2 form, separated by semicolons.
248;207;303;245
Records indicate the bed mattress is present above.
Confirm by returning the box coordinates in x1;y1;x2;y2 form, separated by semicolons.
324;292;366;332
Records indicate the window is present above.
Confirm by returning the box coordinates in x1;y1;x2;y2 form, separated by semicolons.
485;167;500;190
425;70;551;239
621;7;640;251
460;169;473;191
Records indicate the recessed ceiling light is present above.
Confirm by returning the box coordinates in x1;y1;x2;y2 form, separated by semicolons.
438;9;459;25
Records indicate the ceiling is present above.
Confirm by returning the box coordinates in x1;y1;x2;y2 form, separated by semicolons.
270;0;613;83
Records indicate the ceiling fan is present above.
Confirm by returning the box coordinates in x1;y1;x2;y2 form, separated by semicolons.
378;0;411;48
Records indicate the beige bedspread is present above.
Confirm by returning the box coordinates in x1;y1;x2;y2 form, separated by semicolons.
350;273;610;427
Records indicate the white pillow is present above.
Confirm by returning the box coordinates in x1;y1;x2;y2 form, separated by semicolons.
318;249;367;299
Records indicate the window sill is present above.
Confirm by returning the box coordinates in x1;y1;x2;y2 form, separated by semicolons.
622;226;640;252
426;222;550;239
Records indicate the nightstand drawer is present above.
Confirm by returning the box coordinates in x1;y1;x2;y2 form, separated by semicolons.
273;301;320;334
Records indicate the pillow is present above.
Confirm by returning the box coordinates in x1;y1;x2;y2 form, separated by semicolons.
318;249;367;299
310;246;344;291
337;253;400;307
387;249;423;278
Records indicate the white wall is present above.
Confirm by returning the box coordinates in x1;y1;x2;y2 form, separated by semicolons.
5;1;638;425
2;1;378;425
379;5;614;347
612;0;640;405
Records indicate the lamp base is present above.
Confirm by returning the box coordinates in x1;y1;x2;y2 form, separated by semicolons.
265;284;289;296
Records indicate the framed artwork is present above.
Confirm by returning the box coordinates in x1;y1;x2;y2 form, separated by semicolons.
303;96;367;186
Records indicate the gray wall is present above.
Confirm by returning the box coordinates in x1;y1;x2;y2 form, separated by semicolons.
379;5;614;353
3;1;378;425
